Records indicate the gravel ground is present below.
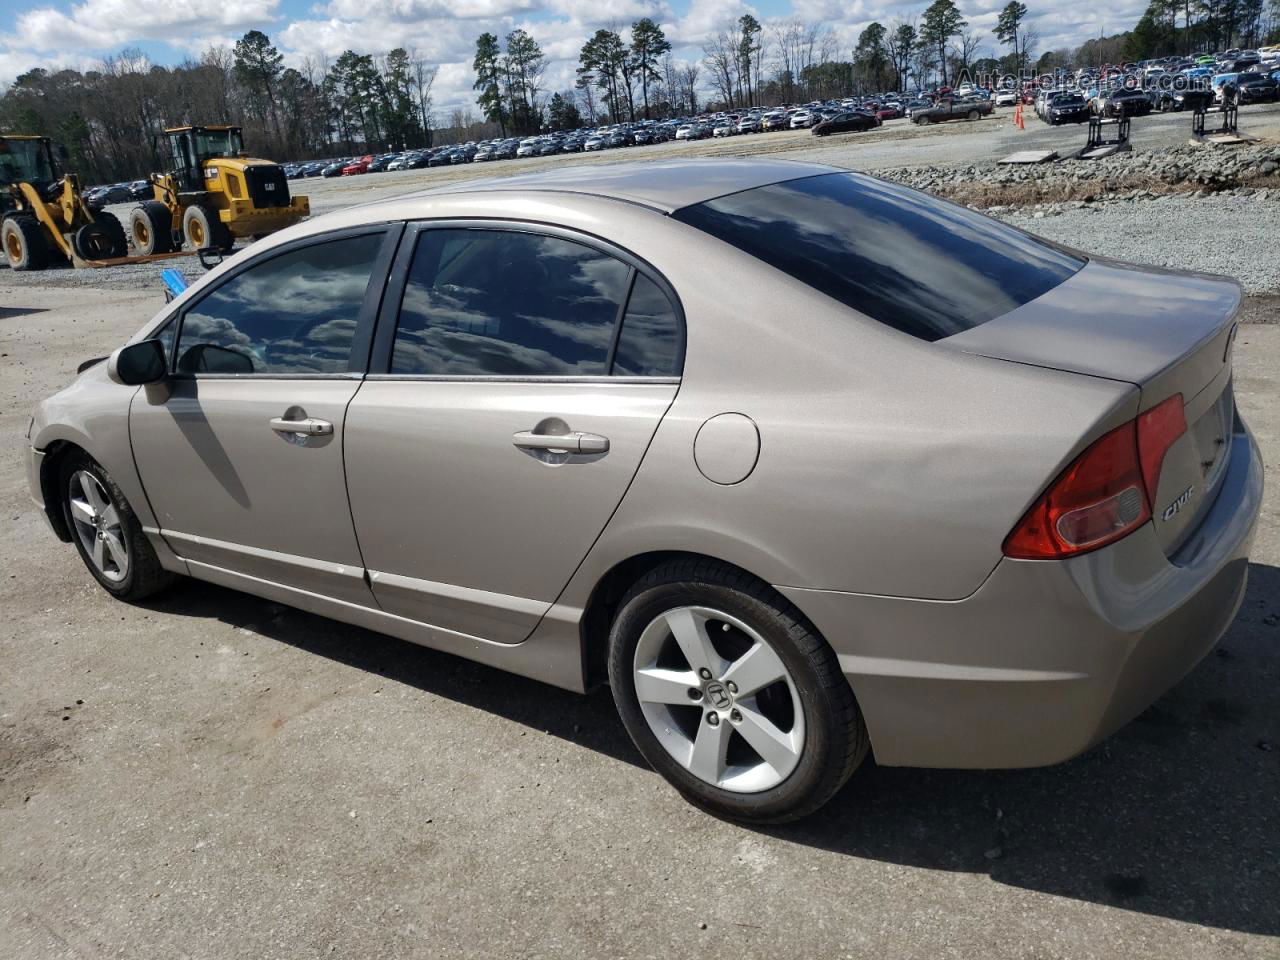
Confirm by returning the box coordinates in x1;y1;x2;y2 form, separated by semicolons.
995;193;1280;296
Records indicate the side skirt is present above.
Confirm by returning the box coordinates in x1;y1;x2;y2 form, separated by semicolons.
183;558;588;693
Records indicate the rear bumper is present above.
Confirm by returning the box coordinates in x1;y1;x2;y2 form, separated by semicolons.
780;422;1263;769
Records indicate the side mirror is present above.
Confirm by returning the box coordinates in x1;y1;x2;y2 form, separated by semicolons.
107;339;167;385
57;144;70;161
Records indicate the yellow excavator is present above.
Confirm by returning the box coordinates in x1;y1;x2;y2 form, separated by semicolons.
1;134;127;270
130;124;309;255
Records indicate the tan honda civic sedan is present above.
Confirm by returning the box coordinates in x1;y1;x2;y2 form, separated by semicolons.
26;160;1263;821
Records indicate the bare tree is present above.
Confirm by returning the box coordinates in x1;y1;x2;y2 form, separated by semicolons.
953;29;985;81
702;32;737;108
408;47;438;144
679;63;700;114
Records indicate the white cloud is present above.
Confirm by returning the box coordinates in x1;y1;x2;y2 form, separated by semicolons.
15;0;280;51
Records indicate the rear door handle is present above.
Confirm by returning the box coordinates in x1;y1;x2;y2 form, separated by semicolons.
270;417;333;436
513;430;610;454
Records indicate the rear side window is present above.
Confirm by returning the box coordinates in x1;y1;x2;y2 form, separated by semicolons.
612;274;681;376
671;172;1084;342
177;233;383;374
391;229;631;376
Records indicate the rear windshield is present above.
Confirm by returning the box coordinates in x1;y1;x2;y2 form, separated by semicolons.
671;172;1085;341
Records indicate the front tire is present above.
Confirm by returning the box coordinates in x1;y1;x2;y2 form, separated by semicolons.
607;559;868;823
2;215;49;270
182;203;233;252
60;453;175;601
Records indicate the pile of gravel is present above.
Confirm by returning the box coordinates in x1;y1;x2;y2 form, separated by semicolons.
879;143;1280;204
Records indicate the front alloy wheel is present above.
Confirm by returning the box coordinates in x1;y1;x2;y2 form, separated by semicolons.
60;453;174;600
69;469;129;583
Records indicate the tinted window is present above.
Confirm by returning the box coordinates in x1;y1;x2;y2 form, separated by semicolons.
612;274;681;377
391;229;631;376
177;233;382;374
672;173;1084;341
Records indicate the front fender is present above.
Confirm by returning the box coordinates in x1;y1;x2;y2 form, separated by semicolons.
31;365;155;531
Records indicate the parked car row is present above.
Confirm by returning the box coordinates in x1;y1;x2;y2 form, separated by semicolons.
84;180;151;208
1029;46;1280;120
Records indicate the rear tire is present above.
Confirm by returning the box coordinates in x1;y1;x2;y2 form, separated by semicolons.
607;559;868;823
182;203;233;252
2;215;50;271
130;201;174;255
60;452;175;601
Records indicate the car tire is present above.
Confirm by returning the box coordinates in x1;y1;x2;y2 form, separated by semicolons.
182;203;234;252
967;109;980;120
60;452;175;601
607;559;869;823
2;215;50;271
130;201;174;255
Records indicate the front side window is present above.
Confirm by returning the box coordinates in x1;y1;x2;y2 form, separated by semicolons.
176;232;383;375
672;172;1084;342
391;229;631;376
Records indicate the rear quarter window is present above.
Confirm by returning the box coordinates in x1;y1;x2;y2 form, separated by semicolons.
671;172;1084;342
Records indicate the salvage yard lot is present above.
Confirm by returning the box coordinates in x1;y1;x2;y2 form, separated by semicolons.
1;108;1278;959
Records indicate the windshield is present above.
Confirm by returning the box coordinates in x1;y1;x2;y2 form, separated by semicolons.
0;138;57;187
671;172;1085;342
193;128;243;159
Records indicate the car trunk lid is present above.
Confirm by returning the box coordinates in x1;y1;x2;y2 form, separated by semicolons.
942;258;1241;556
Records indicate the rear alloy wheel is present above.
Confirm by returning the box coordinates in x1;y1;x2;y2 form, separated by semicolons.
1;215;49;271
608;560;868;823
130;201;174;255
61;454;174;601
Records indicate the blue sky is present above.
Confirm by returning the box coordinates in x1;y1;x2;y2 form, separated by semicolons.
1;0;1135;114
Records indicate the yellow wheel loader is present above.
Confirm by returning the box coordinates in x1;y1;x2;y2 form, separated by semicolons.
1;135;127;270
131;125;309;256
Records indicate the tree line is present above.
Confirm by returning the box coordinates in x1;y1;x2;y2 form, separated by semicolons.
0;30;438;184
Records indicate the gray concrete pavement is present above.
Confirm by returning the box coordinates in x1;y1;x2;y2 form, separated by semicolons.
1;130;1278;958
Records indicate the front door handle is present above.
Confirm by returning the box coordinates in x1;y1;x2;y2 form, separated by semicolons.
270;417;333;436
513;430;610;454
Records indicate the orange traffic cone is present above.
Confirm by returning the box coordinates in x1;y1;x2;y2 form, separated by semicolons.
1014;102;1025;130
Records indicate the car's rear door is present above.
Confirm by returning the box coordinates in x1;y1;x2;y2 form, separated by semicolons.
129;225;400;605
343;221;683;643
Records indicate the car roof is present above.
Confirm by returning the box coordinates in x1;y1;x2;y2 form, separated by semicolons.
362;158;839;214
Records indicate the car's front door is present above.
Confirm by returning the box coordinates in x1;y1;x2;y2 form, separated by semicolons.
343;222;685;643
130;226;399;605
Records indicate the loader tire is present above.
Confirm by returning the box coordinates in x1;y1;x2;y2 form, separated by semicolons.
74;214;127;261
130;202;174;255
182;204;233;253
2;215;50;271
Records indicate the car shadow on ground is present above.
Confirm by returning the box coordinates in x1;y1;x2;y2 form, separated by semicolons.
146;560;1279;936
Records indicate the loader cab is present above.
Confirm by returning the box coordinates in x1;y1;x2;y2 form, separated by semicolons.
0;136;60;192
163;125;244;192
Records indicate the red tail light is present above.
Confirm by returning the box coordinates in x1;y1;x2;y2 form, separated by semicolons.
1004;395;1186;560
1137;394;1187;496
